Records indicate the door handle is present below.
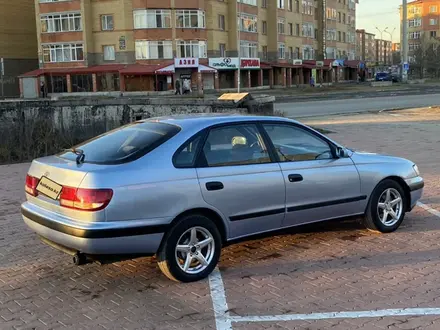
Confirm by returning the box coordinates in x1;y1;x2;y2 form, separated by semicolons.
206;181;224;191
288;174;303;183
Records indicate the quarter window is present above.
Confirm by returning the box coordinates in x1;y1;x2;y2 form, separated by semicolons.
174;135;203;168
201;125;271;167
263;124;333;162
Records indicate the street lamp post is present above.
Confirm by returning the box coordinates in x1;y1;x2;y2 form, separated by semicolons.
237;0;242;93
384;28;396;66
376;27;388;69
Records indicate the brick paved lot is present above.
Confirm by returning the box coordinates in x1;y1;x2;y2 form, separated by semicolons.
1;108;440;330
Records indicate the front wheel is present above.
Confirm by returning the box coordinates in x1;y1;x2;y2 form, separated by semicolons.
157;215;222;282
364;179;407;233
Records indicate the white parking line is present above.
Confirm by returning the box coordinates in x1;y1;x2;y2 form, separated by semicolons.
417;202;440;218
230;308;440;323
208;202;440;329
209;268;233;330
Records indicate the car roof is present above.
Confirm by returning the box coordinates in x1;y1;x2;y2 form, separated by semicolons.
143;114;298;130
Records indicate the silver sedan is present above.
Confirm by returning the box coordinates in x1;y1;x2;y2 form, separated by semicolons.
21;115;424;282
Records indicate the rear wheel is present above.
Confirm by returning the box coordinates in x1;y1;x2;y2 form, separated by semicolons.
157;215;221;282
364;179;407;233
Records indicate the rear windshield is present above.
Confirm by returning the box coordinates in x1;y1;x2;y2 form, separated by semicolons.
58;122;180;165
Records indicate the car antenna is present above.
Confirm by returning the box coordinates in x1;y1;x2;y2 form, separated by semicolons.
65;148;85;165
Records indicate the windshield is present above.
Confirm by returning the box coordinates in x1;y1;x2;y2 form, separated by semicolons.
58;122;180;165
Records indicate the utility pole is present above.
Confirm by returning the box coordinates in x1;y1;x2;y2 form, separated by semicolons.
316;0;326;61
402;0;408;82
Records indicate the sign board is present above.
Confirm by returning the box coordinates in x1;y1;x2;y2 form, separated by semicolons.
403;62;409;71
240;58;260;69
208;58;260;70
218;93;249;102
174;58;199;68
292;59;303;66
316;61;324;67
180;74;192;80
119;36;126;50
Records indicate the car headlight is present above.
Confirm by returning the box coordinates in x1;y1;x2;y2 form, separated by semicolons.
413;164;420;176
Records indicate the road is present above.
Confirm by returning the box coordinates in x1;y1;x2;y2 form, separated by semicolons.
276;92;440;118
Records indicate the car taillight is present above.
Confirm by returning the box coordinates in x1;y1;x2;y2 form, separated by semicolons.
60;187;113;211
25;175;39;196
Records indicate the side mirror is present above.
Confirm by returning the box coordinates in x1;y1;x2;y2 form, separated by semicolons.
337;147;349;158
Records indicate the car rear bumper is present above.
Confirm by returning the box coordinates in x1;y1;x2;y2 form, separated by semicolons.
406;176;424;210
21;202;168;255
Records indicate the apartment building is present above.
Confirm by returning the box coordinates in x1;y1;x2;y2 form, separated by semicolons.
21;0;359;96
355;29;376;62
0;0;38;98
375;39;392;66
400;0;440;62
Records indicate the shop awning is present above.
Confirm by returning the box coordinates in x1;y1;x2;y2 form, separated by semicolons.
119;63;173;75
198;64;217;73
19;64;127;77
344;60;362;69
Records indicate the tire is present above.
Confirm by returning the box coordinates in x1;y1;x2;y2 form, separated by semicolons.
364;179;407;233
157;214;222;282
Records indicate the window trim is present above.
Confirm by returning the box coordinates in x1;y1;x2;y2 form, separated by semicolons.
174;120;339;169
101;14;114;31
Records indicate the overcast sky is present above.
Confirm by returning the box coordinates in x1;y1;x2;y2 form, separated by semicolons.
357;0;402;42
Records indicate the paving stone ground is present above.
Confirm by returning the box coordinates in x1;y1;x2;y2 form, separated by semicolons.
1;108;440;329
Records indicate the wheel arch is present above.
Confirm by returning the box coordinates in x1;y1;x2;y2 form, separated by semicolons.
165;207;228;244
368;176;412;212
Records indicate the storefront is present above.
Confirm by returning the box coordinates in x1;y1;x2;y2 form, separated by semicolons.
208;57;261;89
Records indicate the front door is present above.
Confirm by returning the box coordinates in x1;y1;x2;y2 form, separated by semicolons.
196;123;286;240
261;122;362;228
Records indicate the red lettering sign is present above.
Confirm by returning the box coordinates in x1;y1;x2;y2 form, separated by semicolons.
241;59;259;68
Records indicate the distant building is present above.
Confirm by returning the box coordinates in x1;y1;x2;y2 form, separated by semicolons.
0;0;38;98
392;43;401;52
356;29;376;63
376;39;393;65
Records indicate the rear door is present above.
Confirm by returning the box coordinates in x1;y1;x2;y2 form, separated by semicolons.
196;123;286;239
261;122;362;228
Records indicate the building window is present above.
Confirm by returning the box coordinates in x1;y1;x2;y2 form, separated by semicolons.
101;15;114;31
288;0;292;11
409;31;421;39
176;40;207;58
135;40;173;59
295;47;300;59
133;10;171;29
288;46;293;59
40;13;82;33
240;41;258;58
278;43;285;59
430;31;437;38
408;18;422;27
176;10;205;28
262;0;267;8
430;18;438;25
302;23;314;38
302;46;314;60
262;45;268;60
326;29;336;41
42;43;84;63
302;0;313;15
430;5;438;13
296;23;300;35
219;43;226;57
103;45;116;61
262;21;267;35
343;13;346;24
338;31;341;41
288;23;293;35
239;13;257;32
343;32;346;42
326;8;337;20
338;12;341;23
238;0;257;5
295;0;300;12
278;0;284;9
409;6;422;14
218;14;225;30
277;18;285;34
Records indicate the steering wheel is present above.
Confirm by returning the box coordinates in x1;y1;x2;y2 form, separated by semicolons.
314;151;331;160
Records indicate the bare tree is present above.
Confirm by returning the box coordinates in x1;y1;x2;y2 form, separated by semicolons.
411;34;440;78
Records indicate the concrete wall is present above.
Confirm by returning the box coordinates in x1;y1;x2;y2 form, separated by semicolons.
0;96;273;164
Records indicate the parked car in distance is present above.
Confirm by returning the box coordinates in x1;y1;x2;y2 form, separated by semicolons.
21;115;424;282
375;72;392;82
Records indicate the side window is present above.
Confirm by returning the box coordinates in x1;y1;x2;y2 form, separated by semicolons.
202;124;271;167
263;124;333;162
173;135;202;168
